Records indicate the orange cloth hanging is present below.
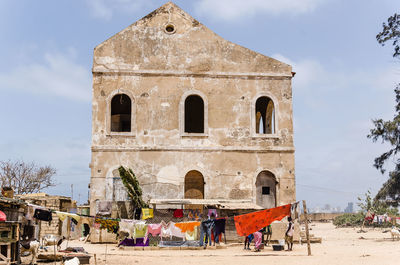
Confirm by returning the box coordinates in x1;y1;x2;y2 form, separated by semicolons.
174;221;201;233
234;204;291;237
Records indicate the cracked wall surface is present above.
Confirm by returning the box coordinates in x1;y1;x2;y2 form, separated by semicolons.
89;2;295;213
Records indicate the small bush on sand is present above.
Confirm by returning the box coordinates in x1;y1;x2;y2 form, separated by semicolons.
333;213;365;227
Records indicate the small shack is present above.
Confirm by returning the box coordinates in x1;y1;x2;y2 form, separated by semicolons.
17;193;76;239
0;196;25;265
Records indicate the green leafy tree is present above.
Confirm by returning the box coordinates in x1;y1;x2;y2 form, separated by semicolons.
368;13;400;206
118;166;148;208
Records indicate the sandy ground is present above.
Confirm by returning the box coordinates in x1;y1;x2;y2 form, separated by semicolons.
34;222;400;265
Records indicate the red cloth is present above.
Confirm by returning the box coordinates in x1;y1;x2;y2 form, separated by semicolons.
173;209;183;218
234;204;291;236
0;211;6;221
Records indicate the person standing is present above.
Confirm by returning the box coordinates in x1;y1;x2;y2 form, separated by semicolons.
253;231;263;252
285;216;294;251
265;224;272;246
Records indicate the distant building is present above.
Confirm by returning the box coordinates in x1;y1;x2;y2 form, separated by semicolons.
344;202;354;213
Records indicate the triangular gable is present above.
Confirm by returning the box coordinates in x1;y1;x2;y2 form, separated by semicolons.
93;2;292;75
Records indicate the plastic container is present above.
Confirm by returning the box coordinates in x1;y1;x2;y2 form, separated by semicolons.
272;245;284;251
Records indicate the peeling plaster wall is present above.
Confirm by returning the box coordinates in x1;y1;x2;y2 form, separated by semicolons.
89;2;295;213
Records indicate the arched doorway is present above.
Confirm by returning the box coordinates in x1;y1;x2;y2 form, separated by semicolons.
184;170;204;199
255;171;277;209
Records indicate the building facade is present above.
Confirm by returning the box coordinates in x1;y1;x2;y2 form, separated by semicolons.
89;2;296;213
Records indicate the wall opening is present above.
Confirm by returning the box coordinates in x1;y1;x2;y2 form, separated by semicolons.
256;171;277;209
184;170;204;199
111;94;131;132
184;95;204;133
112;168;128;201
255;96;275;134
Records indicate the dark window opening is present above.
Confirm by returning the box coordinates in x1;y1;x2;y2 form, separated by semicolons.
111;94;131;132
262;186;270;195
165;24;175;33
184;95;204;133
256;96;275;134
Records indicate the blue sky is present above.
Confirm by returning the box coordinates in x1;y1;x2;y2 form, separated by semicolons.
0;0;399;209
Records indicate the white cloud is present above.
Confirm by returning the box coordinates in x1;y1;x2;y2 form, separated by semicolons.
0;49;91;102
85;0;154;20
194;0;325;21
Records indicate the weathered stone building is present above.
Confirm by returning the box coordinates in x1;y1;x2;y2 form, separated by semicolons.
89;2;295;213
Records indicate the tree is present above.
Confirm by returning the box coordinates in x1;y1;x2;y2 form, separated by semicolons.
118;166;148;208
0;160;56;194
368;13;400;206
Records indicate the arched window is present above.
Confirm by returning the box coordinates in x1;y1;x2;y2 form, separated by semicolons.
184;95;204;133
111;94;131;132
255;97;275;134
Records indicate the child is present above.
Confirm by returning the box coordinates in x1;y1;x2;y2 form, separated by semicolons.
285;216;294;251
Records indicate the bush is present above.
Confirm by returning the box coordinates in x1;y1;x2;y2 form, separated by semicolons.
333;213;397;228
333;213;365;227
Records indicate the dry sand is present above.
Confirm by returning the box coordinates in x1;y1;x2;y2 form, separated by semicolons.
46;222;400;265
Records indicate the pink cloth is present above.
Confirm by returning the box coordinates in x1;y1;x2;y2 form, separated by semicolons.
253;231;262;250
144;223;162;242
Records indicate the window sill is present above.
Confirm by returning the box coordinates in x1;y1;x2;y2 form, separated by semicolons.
106;132;136;137
251;134;280;139
180;133;209;138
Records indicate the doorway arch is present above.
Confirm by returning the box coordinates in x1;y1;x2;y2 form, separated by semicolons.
255;170;277;209
184;170;204;199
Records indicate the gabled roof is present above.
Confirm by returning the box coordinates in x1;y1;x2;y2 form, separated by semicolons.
93;2;292;76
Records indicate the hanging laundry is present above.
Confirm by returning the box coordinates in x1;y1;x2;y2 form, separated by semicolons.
144;223;162;242
95;218;119;234
134;208;142;220
174;221;201;233
188;210;201;220
118;237;149;247
199;219;215;247
161;221;185;239
208;209;218;218
213;218;226;243
185;226;199;241
25;205;36;220
373;215;378;223
0;211;6;221
119;219;145;238
134;223;148;238
55;211;81;222
96;201;112;215
234;204;291;237
33;208;52;222
142;208;154;220
290;202;300;220
71;218;78;225
173;209;183;218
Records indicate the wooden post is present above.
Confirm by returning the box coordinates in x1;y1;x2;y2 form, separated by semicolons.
302;200;312;256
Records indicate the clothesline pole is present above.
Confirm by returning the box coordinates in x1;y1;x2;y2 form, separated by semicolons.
302;200;311;256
